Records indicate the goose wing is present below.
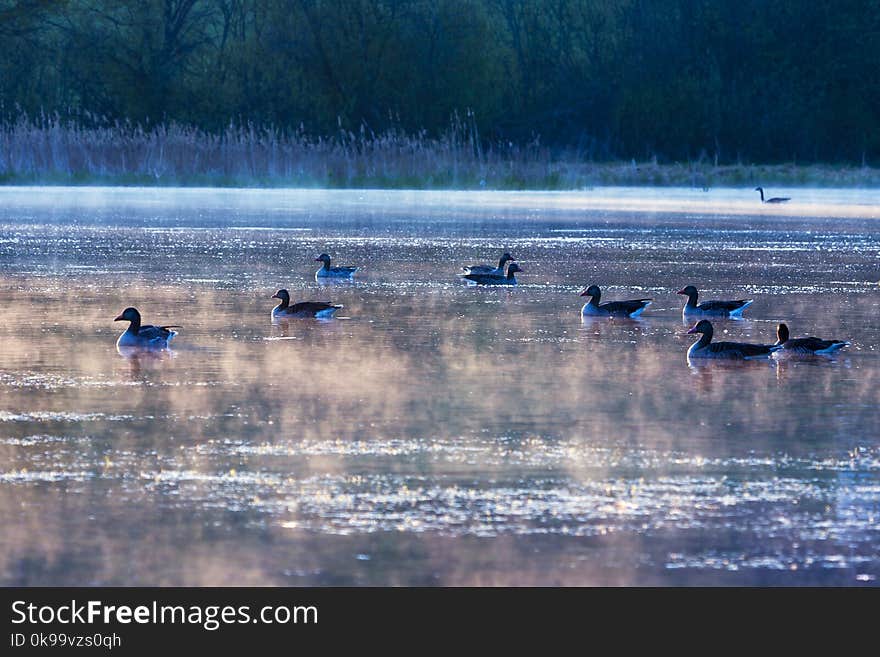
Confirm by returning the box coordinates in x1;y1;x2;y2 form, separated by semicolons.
600;299;652;315
137;324;179;342
461;272;504;284
697;299;752;313
784;336;848;353
288;301;341;315
708;341;777;358
461;264;496;274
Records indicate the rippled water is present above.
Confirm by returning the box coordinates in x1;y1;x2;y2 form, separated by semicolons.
0;186;878;585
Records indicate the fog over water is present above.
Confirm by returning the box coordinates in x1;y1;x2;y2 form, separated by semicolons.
0;186;878;585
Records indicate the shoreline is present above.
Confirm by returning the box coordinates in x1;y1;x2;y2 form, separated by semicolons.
2;161;880;191
1;185;878;221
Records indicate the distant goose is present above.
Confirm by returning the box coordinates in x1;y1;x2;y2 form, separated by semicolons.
114;307;180;349
775;323;849;355
755;187;790;203
686;319;780;359
580;285;652;318
315;253;358;278
462;263;522;285
462;252;515;276
272;289;342;318
677;285;753;317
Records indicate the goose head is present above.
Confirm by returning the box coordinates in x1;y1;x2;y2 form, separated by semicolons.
777;323;790;343
272;289;291;302
315;253;332;265
677;285;698;297
114;307;141;323
579;284;601;298
686;319;713;335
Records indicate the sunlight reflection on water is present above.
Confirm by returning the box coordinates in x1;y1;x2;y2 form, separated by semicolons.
0;187;878;585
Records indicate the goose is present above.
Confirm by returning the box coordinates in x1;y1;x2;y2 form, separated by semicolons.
580;285;652;318
774;323;849;355
677;285;753;317
462;263;522;285
315;253;358;278
462;252;515;276
272;289;342;318
755;187;790;203
686;319;780;359
114;307;180;349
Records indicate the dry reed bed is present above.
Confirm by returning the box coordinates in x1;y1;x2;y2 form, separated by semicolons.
2;116;880;189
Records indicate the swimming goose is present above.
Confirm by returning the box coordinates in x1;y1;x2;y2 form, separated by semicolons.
272;289;342;318
462;252;515;276
775;323;849;355
462;263;522;285
114;307;180;349
755;187;790;203
315;253;358;278
677;285;753;317
686;319;780;359
580;285;652;318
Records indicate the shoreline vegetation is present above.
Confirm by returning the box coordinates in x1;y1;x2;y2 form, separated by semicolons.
2;117;879;191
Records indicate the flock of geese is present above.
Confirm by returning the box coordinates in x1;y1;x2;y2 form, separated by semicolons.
114;240;850;361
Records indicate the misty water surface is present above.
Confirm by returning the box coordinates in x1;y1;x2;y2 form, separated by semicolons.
0;186;878;585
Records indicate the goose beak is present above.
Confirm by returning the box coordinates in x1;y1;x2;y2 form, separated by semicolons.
579;290;589;297
676;288;686;295
271;293;280;299
314;258;322;262
686;325;699;334
113;314;124;321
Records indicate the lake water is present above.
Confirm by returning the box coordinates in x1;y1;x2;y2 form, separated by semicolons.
0;186;878;586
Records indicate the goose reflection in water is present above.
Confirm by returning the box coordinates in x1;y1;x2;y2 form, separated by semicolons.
116;346;177;380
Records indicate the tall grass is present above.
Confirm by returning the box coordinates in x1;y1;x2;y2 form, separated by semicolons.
2;113;879;189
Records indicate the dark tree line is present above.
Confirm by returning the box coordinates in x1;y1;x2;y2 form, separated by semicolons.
1;0;879;164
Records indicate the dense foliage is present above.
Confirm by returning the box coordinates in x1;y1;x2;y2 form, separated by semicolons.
1;0;878;164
